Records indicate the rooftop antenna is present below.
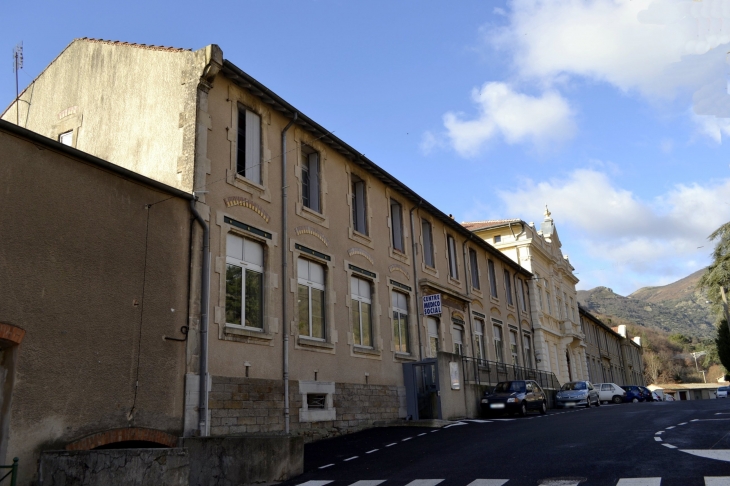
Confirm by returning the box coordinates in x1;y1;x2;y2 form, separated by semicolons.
12;42;23;125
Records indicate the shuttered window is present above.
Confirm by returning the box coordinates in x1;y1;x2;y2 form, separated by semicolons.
447;235;458;279
422;219;434;267
237;108;262;185
352;176;367;234
302;148;321;212
390;199;404;252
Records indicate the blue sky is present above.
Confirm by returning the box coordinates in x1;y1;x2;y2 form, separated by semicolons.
2;0;729;295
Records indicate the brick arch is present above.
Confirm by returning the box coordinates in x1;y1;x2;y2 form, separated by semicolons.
65;427;178;451
0;323;25;346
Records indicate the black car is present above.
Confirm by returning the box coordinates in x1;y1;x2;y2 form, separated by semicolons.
481;380;548;416
638;386;655;402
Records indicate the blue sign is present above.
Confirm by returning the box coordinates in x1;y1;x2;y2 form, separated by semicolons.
423;294;442;316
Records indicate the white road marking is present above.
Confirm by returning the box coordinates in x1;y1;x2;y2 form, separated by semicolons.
314;466;334;471
666;426;675;429
349;482;386;486
430;430;439;433
402;437;413;441
663;443;678;449
692;419;730;421
344;456;358;462
466;480;509;486
490;419;517;421
713;413;730;415
654;437;663;442
655;431;664;435
616;479;661;485
678;422;687;425
366;449;379;454
444;421;467;428
404;480;444;486
681;449;730;462
705;477;730;485
385;443;397;447
463;419;493;423
538;480;583;486
418;433;427;436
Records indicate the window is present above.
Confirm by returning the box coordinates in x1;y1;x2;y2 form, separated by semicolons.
504;270;514;306
226;234;264;329
494;235;501;243
488;260;498;298
469;248;480;290
59;130;73;146
392;291;409;353
390;199;404;252
509;330;519;365
297;258;326;339
428;317;439;357
546;291;552;314
447;235;458;279
474;319;486;364
557;298;563;319
524;335;532;369
351;277;373;347
518;279;527;311
452;325;464;355
493;324;504;363
538;286;544;310
237;107;262;185
422;219;435;267
301;146;320;212
351;174;367;235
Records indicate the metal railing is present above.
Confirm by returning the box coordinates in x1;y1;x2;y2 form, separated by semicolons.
461;356;561;393
0;458;18;486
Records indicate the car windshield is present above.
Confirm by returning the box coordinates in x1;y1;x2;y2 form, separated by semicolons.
561;382;586;391
494;381;526;393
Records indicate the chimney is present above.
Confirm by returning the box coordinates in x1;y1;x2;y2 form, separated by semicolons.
632;336;641;346
617;325;627;338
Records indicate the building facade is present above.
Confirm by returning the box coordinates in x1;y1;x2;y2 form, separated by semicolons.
0;119;193;484
579;307;627;385
462;209;587;385
1;38;545;452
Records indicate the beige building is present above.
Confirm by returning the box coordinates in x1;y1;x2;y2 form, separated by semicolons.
1;37;552;456
0;119;193;484
462;209;586;385
579;308;640;385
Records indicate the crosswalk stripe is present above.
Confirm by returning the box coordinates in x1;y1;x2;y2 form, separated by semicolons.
349;481;386;486
705;477;730;485
466;480;509;486
404;480;444;486
538;480;582;486
616;479;661;485
298;481;333;486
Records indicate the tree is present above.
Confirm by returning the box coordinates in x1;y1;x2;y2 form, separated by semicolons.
698;222;730;323
644;351;662;384
716;319;730;374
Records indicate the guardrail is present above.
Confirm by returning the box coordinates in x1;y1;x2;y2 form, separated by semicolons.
0;458;18;486
461;356;562;407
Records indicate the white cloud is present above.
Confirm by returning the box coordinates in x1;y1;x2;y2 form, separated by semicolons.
442;82;576;156
692;113;730;143
494;168;730;273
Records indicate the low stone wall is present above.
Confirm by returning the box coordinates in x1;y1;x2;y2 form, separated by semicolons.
38;448;189;486
209;377;406;442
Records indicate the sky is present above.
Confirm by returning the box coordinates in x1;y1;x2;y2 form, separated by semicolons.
1;0;729;296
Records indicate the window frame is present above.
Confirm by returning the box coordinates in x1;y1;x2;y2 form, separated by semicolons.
225;233;265;331
509;330;519;365
504;269;514;306
422;219;435;268
301;144;321;213
392;290;410;354
351;174;368;236
427;317;440;357
493;322;504;363
297;258;327;341
447;235;459;280
469;248;480;290
390;199;405;253
236;105;263;185
452;324;464;356
474;318;486;364
351;276;374;348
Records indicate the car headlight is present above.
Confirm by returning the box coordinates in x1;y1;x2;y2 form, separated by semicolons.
507;398;517;403
481;399;488;404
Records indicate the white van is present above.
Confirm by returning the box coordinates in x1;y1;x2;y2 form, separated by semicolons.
594;383;627;404
718;386;728;398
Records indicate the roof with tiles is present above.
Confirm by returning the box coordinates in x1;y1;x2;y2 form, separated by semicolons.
461;219;521;231
78;37;191;52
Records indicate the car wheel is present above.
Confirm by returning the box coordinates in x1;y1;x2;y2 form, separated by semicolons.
519;403;527;417
586;398;591;408
632;397;639;403
540;401;547;414
596;397;601;407
612;396;623;404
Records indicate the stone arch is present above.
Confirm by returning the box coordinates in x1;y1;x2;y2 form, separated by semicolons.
65;427;178;451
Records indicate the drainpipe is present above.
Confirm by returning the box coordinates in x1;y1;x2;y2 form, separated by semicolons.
409;200;423;360
282;112;298;434
461;236;476;358
190;199;210;436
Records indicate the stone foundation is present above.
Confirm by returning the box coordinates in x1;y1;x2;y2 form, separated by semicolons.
209;377;406;442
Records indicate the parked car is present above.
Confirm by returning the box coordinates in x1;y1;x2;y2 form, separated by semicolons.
620;385;646;403
652;391;662;401
717;386;728;398
481;380;548;416
639;386;656;402
664;393;676;401
555;381;600;408
594;383;626;404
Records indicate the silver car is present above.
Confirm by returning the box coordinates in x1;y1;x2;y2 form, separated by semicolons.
555;381;600;408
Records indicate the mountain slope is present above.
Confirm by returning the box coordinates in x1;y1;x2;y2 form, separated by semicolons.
576;269;715;339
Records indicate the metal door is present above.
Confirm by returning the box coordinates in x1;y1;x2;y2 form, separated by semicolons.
403;359;441;420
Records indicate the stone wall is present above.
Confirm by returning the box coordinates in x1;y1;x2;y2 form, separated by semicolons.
209;377;406;442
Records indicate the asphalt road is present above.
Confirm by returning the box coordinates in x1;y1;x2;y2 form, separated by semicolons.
282;399;730;486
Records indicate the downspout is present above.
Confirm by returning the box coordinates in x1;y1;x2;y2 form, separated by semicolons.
190;199;210;436
282;112;298;434
409;200;423;360
461;235;476;413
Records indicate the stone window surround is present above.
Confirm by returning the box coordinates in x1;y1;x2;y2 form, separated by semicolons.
293;129;330;229
299;380;336;422
290;240;338;354
226;86;272;203
386;280;417;362
419;212;439;279
384;188;411;266
443;229;462;289
486;257;500;306
345;259;382;359
466;243;483;299
214;211;278;345
345;164;374;249
52;110;83;149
